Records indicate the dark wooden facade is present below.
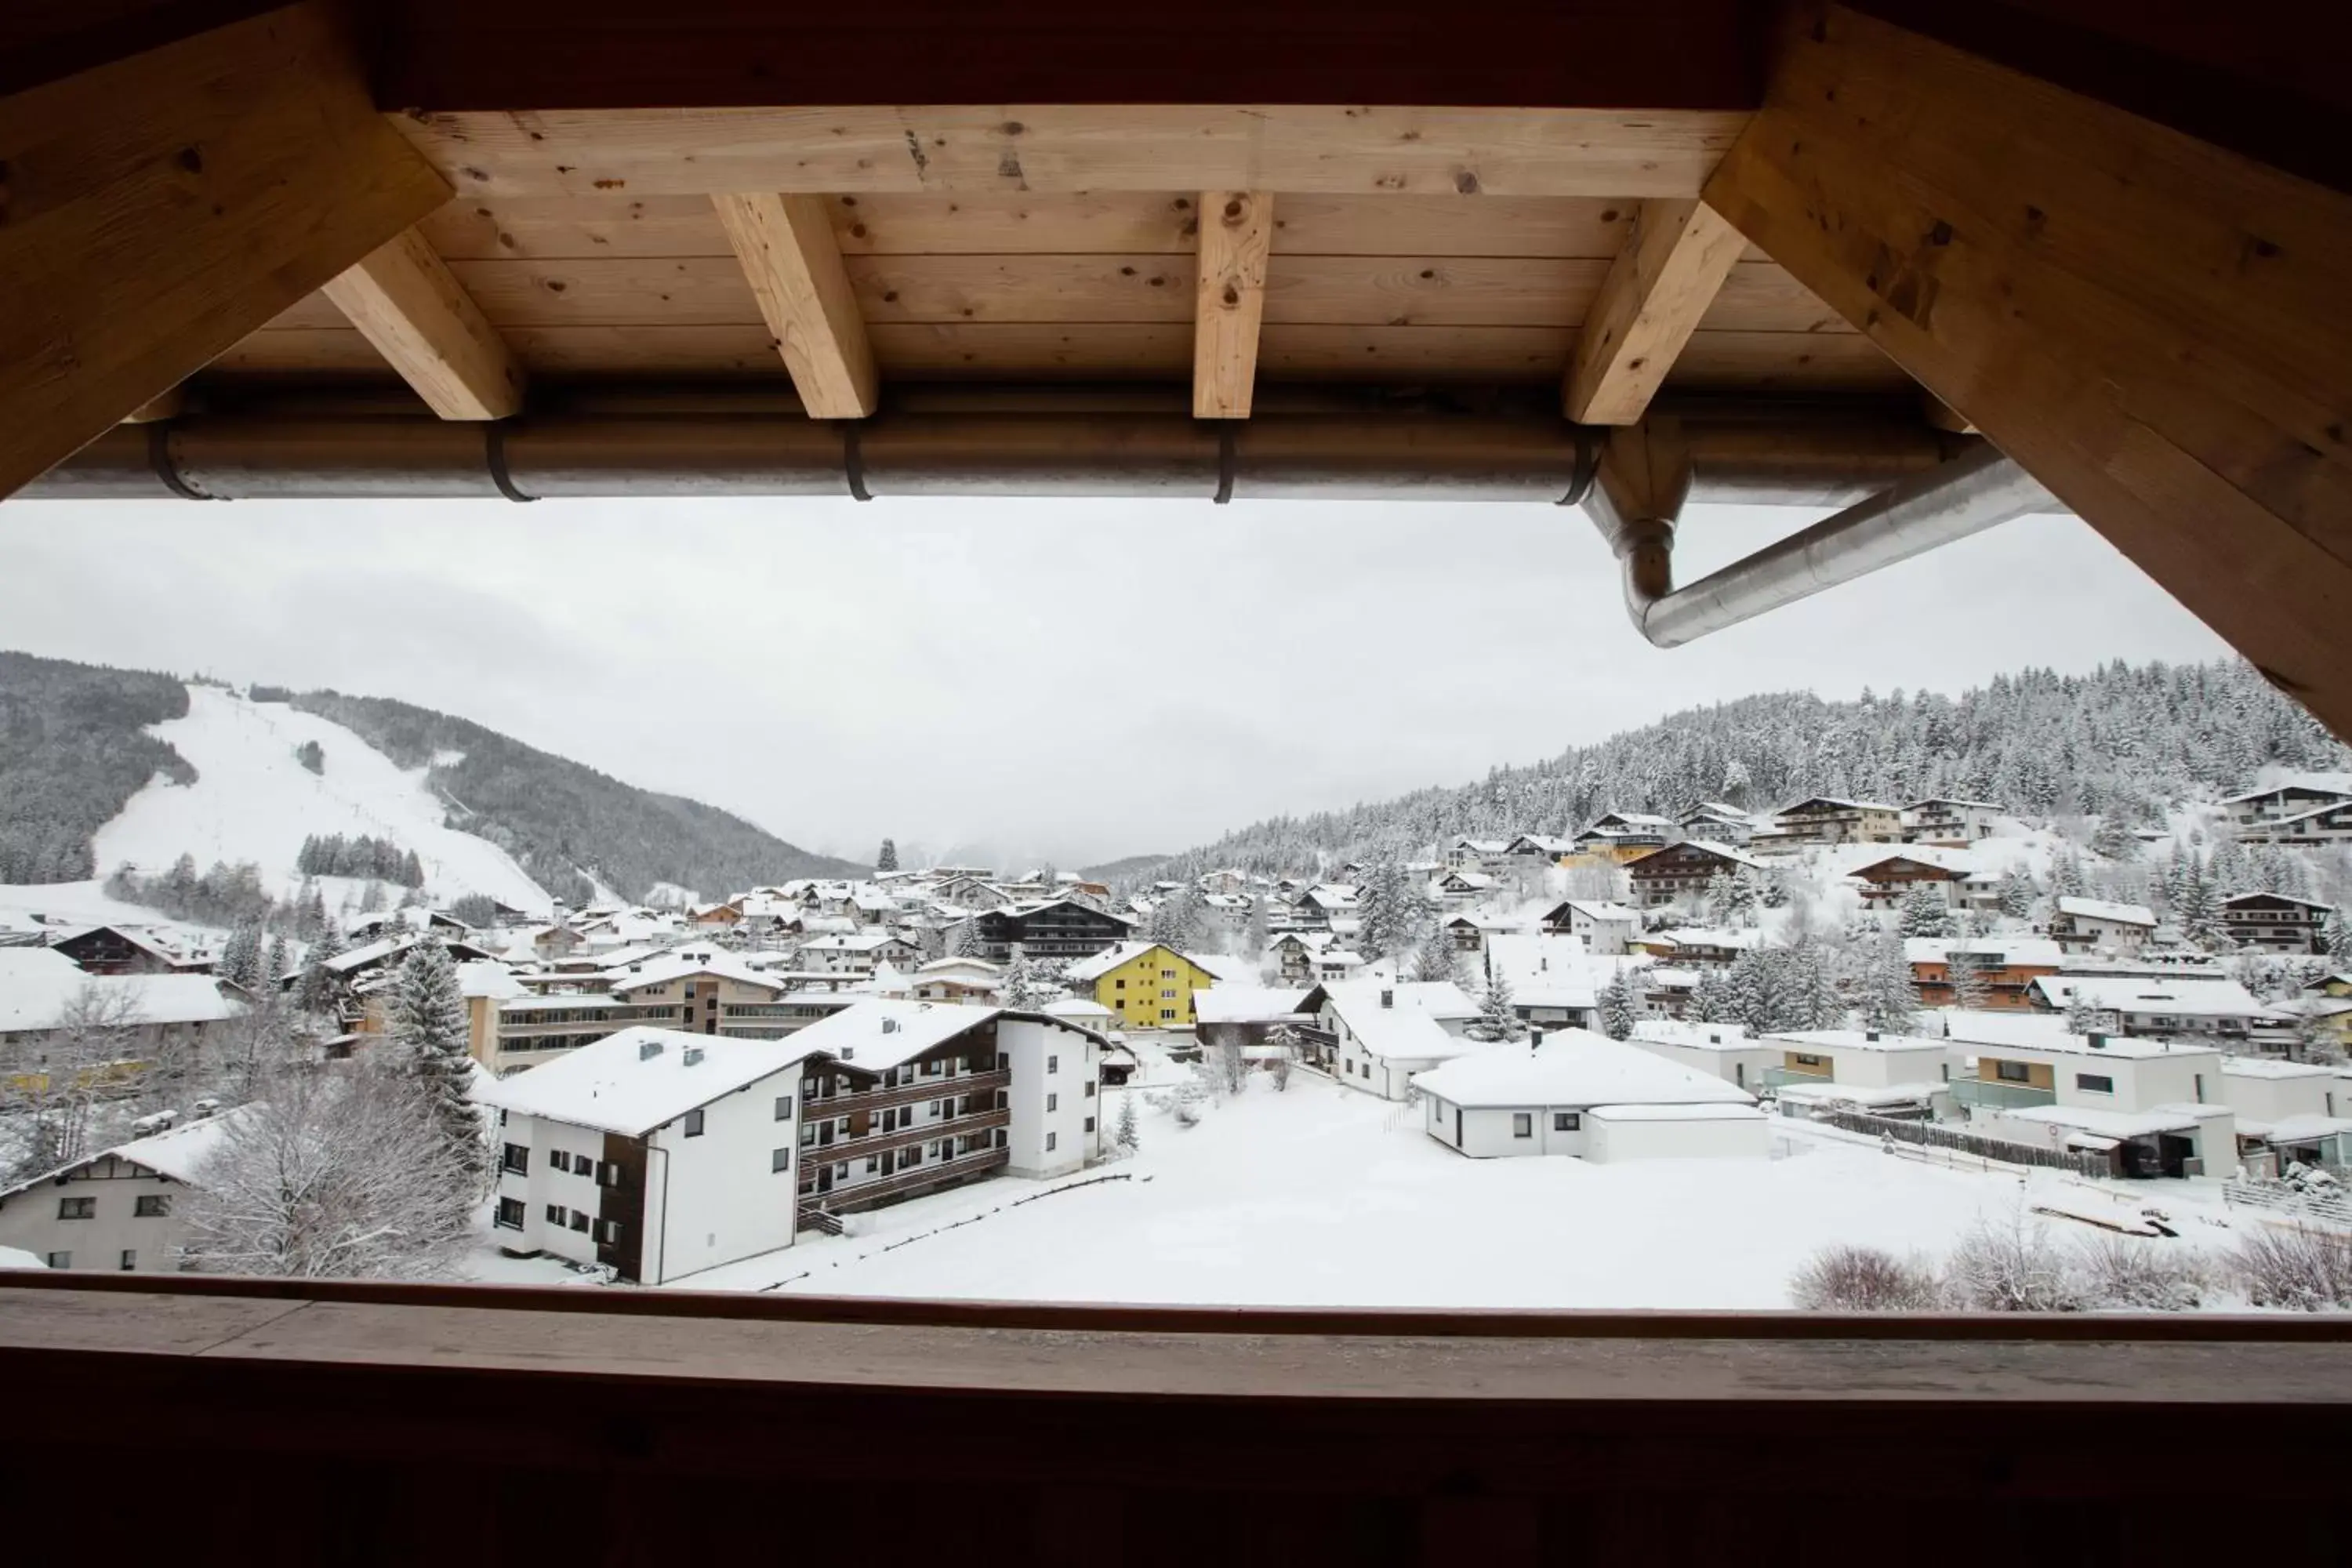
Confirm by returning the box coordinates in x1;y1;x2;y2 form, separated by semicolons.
971;901;1131;962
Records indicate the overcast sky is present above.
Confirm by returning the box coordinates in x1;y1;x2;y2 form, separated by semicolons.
2;495;2229;868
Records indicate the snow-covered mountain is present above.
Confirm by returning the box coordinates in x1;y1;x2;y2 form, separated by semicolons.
93;685;551;910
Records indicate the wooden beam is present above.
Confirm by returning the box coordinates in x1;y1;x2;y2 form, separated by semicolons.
322;228;526;419
391;107;1748;201
1921;393;1976;435
710;193;879;419
1193;191;1274;419
120;387;186;424
1563;199;1747;424
1704;4;2352;734
0;3;452;497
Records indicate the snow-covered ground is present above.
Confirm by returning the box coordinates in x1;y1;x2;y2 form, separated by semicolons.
89;686;549;910
468;1041;2248;1308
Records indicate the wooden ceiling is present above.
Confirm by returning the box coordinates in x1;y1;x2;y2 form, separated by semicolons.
222;191;1893;394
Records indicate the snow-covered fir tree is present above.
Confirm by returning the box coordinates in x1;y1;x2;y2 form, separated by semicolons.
296;922;346;1015
1853;931;1921;1034
877;837;899;873
387;940;480;1167
217;916;264;993
1994;868;2038;921
1115;1091;1138;1152
263;934;289;989
1410;927;1465;986
1354;861;1428;960
1000;953;1044;1010
1896;883;1954;938
1597;971;1636;1040
2326;909;2352;967
1472;964;1520;1041
2063;990;2098;1035
1691;967;1733;1022
2175;862;2231;953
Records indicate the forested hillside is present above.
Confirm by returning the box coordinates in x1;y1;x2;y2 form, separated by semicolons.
289;690;865;901
0;652;195;883
1142;661;2350;880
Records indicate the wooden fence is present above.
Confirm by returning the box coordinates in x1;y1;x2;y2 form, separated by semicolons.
1804;1106;2111;1178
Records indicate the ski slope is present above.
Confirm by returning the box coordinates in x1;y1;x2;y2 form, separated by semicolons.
93;686;550;912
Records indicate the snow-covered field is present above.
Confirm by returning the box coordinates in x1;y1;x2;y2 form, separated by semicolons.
89;686;548;909
468;1043;2246;1308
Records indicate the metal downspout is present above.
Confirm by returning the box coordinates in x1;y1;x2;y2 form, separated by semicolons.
1592;441;2062;648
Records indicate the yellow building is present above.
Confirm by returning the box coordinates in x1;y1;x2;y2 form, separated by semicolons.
1065;942;1220;1032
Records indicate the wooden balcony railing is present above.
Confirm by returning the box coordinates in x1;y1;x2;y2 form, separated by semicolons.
798;1105;1011;1178
802;1145;1012;1219
804;1066;1009;1120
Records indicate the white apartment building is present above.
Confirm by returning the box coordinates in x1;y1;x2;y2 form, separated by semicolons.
1302;980;1479;1101
0;1109;245;1274
482;1000;1104;1283
1414;1029;1765;1161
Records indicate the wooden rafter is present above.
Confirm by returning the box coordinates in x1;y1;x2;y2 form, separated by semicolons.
711;193;879;419
392;107;1748;200
323;228;526;419
1704;2;2352;735
1563;199;1745;425
1193;191;1274;419
0;2;451;497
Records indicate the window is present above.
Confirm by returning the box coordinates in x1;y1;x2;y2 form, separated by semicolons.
1554;1112;1581;1132
550;1149;570;1173
1161;1008;1176;1021
1046;1131;1058;1152
1994;1060;2033;1083
1512;1113;1533;1138
1047;1054;1060;1074
866;1156;880;1174
1115;978;1125;990
546;1203;567;1225
118;1250;137;1271
57;1196;95;1220
775;1094;793;1121
2076;1073;2115;1094
1084;1080;1096;1098
1084;1116;1096;1134
1793;1053;1825;1067
501;1143;529;1174
683;1109;705;1138
597;1161;619;1188
495;1197;525;1230
568;1209;590;1232
771;1147;791;1174
1047;1093;1058;1112
134;1194;170;1218
45;1251;71;1269
593;1219;622;1246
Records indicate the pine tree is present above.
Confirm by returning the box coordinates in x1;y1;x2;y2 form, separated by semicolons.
2049;849;2087;899
1472;964;1520;1041
389;941;481;1164
1692;966;1733;1022
1598;971;1635;1040
950;919;979;958
1000;954;1042;1011
2089;815;2138;862
400;848;426;889
218;916;265;993
1355;861;1428;960
1242;895;1269;960
1947;945;1992;1011
1853;931;1921;1034
1896;882;1954;938
2176;863;2231;953
359;880;387;914
263;934;289;988
1115;1092;1139;1152
1994;868;2037;921
2326;909;2352;967
877;838;899;873
2063;989;2098;1035
296;922;347;1015
1411;927;1465;985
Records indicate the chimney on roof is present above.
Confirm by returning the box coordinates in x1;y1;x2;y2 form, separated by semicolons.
2089;1033;2107;1049
1381;988;1394;1009
881;1017;900;1034
1865;1029;1879;1042
639;1039;663;1061
684;1046;703;1067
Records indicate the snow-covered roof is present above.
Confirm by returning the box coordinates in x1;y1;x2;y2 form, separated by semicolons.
2056;896;2158;927
104;1107;251;1184
1414;1028;1756;1109
2243;1114;2352;1142
1904;936;2066;968
2219;891;2332;912
1584;1102;1769;1123
1849;846;1979;877
1632;1019;1762;1052
1948;1015;2216;1060
1769;1028;1954;1056
1588;812;1675;829
1628;840;1762;872
1775;796;1900;815
456;960;525;1000
2031;974;2273;1020
481;1026;826;1138
784;998;1003;1074
1440;870;1497;889
1904;797;2007;812
1561;900;1640;922
2219;1055;2339;1080
1639;926;1762;950
795;930;914;953
1192;985;1310;1025
2002;1104;2220;1138
1483;934;1597;1008
1043;996;1116;1020
604;946;783;993
2217;776;2352;806
0;970;241;1034
1187;951;1254;984
1064;941;1183;984
1773;1080;1948;1109
0;1247;45;1270
0;947;82;981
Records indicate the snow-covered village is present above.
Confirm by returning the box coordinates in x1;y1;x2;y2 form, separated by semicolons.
6;656;2352;1314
